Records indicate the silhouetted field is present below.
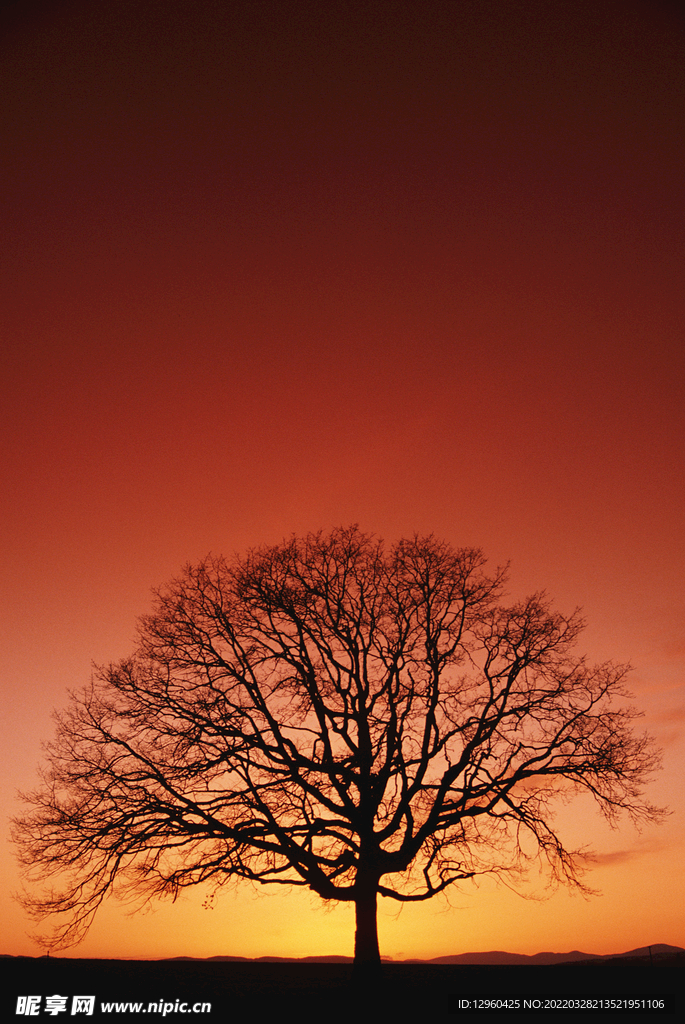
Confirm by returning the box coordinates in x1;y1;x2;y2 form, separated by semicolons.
2;953;681;1017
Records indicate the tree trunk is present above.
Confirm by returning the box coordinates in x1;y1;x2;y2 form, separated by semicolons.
352;881;381;983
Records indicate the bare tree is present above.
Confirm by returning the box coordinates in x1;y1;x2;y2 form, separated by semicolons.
13;527;664;975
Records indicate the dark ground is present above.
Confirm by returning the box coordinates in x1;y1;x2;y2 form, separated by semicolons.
2;953;681;1018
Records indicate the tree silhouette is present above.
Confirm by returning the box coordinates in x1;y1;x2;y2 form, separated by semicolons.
13;527;664;975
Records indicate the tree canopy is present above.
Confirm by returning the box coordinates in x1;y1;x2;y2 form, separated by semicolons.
13;526;664;969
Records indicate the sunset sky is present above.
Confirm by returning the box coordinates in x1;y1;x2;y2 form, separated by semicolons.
1;0;683;961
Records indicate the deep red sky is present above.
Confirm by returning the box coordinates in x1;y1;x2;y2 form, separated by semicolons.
1;0;683;959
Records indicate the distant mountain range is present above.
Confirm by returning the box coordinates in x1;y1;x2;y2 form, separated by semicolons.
422;944;684;965
162;943;683;966
4;943;682;964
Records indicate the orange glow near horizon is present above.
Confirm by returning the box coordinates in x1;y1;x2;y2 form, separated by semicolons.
1;0;684;962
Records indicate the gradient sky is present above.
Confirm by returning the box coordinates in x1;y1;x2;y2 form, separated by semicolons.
1;0;684;960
